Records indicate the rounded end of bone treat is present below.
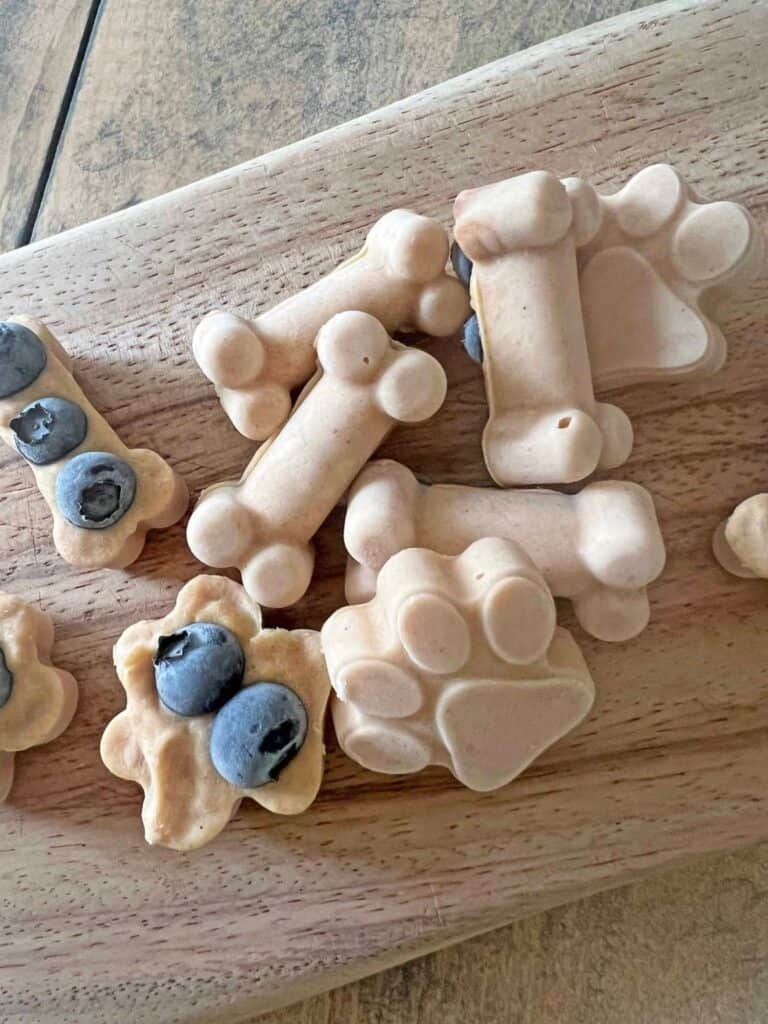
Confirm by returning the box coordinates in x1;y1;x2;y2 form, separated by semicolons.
335;659;423;718
594;402;634;471
573;587;651;642
718;494;768;578
242;541;315;608
483;409;603;486
193;312;265;388
413;276;471;337
482;576;556;665
562;177;603;247
344;461;419;570
220;381;293;441
712;520;757;578
396;592;470;675
376;348;447;423
344;558;379;604
672;202;755;283
186;491;253;567
614;164;683;239
316;310;390;382
368;210;449;282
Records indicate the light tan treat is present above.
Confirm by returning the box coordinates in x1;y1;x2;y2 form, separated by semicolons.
193;209;469;440
713;493;768;578
100;575;330;851
0;316;188;569
0;591;78;801
564;164;764;387
453;171;632;486
344;459;666;642
187;312;447;608
324;538;595;791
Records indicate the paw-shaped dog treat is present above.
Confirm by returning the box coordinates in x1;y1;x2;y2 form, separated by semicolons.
0;317;188;568
344;460;666;642
0;592;78;800
324;539;595;791
100;575;330;850
453;172;633;485
187;312;447;608
193;210;468;440
567;164;763;386
713;493;768;578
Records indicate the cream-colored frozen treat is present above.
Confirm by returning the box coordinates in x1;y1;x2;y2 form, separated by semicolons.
713;494;768;578
324;538;595;791
0;317;188;569
193;209;469;440
100;575;330;851
452;171;633;486
0;592;78;801
344;460;666;642
187;312;447;609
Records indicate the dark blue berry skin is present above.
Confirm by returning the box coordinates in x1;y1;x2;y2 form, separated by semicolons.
154;622;245;717
210;682;308;788
0;648;12;710
55;451;136;530
462;313;483;364
10;397;88;465
450;241;473;286
0;322;47;399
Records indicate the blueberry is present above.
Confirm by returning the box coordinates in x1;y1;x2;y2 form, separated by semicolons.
210;682;308;788
462;313;483;364
0;648;12;710
0;321;47;398
450;241;473;286
154;622;244;717
10;397;88;465
55;451;136;530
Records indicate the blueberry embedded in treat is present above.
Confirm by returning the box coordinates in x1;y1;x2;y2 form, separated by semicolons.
462;313;483;364
0;648;12;710
154;622;245;717
55;451;137;530
10;397;88;465
450;241;473;286
209;682;308;788
0;322;47;399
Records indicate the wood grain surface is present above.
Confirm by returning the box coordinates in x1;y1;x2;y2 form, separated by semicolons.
0;0;94;250
0;1;767;1022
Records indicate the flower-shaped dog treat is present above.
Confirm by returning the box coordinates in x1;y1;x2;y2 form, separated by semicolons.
344;460;666;642
324;539;595;791
568;164;763;386
0;317;188;569
0;592;78;800
452;172;632;486
187;312;447;608
100;575;330;850
193;209;469;440
713;494;768;578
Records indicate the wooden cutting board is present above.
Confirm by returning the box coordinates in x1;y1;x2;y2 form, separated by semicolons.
0;1;766;1020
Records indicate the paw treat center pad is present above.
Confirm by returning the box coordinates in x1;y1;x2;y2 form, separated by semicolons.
3;166;762;847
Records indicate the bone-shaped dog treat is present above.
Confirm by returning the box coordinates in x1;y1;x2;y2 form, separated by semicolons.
713;494;768;578
0;592;78;801
0;317;188;569
566;164;764;386
344;460;666;642
193;209;469;440
100;575;330;850
187;312;447;608
325;538;595;791
453;171;633;486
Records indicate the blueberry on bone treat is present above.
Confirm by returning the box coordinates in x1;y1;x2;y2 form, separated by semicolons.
0;321;47;398
0;648;12;710
450;241;473;286
462;314;483;364
154;622;245;717
11;397;88;465
56;451;137;530
210;682;308;788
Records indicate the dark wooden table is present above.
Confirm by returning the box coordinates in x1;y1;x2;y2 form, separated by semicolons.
2;2;767;1022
